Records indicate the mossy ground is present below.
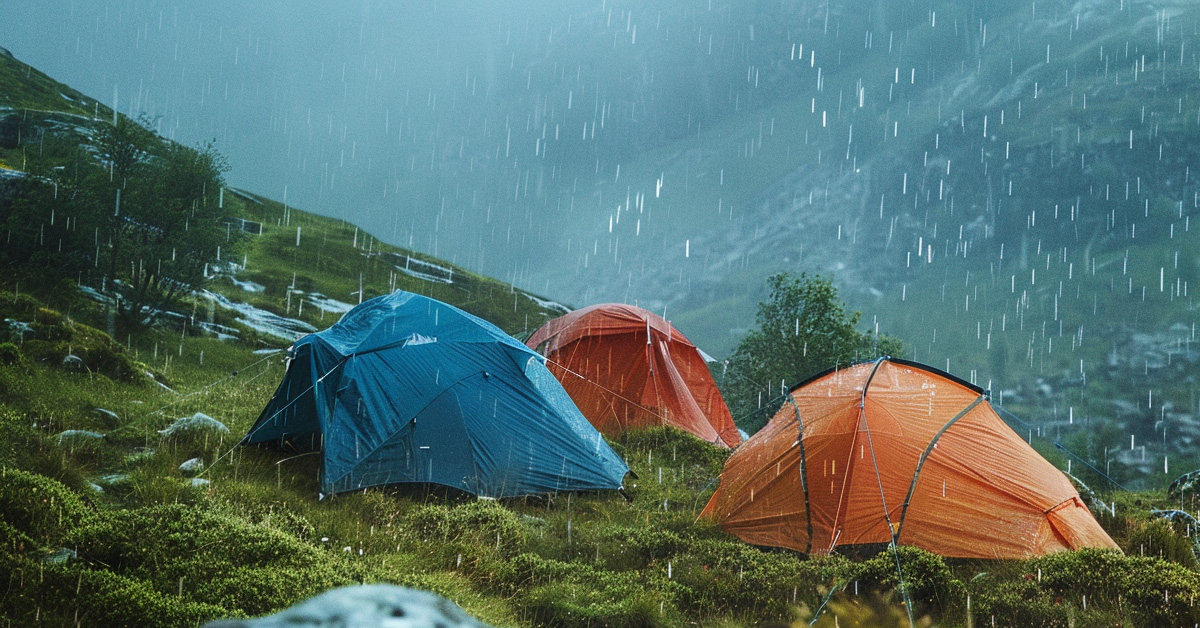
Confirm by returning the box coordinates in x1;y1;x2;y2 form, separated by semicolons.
2;286;1200;628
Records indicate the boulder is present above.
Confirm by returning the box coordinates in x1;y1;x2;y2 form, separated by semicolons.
158;412;229;438
202;584;494;628
179;458;205;474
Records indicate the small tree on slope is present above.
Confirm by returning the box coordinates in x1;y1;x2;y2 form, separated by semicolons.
722;272;903;434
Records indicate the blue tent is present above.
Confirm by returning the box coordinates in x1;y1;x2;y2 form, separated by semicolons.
242;291;630;498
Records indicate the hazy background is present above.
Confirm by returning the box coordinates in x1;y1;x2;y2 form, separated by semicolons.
0;0;591;270
5;0;1200;373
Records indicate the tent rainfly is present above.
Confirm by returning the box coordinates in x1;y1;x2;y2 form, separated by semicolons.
527;303;741;448
701;358;1119;559
242;291;630;498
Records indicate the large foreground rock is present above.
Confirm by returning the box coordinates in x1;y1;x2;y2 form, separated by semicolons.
203;585;494;628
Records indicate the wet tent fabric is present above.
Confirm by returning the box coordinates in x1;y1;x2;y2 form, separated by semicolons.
242;291;630;498
700;358;1118;559
526;303;741;448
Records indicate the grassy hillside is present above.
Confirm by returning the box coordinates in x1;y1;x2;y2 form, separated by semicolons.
3;27;1200;628
2;284;1200;627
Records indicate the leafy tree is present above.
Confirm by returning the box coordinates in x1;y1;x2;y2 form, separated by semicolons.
721;272;903;433
0;113;238;330
0;131;102;285
104;136;232;329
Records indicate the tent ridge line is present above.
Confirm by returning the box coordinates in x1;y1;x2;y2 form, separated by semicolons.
786;395;814;555
859;356;889;409
834;356;889;539
825;358;889;553
893;394;987;543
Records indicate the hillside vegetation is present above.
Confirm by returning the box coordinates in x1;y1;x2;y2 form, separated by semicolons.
2;26;1200;628
2;282;1200;627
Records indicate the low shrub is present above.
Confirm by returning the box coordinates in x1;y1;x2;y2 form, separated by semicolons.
1125;515;1199;569
16;311;147;382
671;538;852;619
0;520;36;557
0;559;231;628
522;572;683;628
0;406;91;489
0;467;93;545
190;565;341;617
620;426;730;478
853;545;967;616
1031;548;1200;625
0;341;23;365
401;499;528;552
967;578;1074;628
68;502;358;614
596;524;687;569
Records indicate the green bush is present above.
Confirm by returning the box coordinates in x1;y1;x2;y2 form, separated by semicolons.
522;581;650;628
0;520;36;557
0;406;90;488
68;502;357;614
967;578;1074;628
0;342;23;366
401;499;528;551
597;525;687;569
1031;548;1200;626
493;552;597;592
620;426;730;477
190;565;341;617
0;467;93;545
1125;516;1200;569
16;312;147;383
0;291;43;322
671;538;853;619
522;573;683;628
0;560;232;628
853;545;967;616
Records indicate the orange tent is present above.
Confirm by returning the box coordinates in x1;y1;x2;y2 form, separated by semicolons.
700;358;1118;559
526;304;741;448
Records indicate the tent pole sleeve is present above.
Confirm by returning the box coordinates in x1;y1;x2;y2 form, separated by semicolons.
786;395;814;555
894;395;986;543
859;356;889;409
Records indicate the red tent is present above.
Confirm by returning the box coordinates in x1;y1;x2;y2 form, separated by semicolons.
527;304;741;448
701;358;1118;558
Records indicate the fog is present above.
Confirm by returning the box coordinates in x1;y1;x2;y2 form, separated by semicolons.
1;0;870;351
2;0;585;267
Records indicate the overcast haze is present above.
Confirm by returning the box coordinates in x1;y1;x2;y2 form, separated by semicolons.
0;0;625;283
11;0;1197;369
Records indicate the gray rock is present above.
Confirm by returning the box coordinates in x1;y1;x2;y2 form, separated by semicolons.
179;458;205;474
95;473;130;487
4;318;33;341
158;412;229;437
202;584;494;628
62;353;85;369
93;407;121;426
42;548;78;564
56;429;104;444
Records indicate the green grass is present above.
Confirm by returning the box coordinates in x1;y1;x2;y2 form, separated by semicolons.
3;229;1200;627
